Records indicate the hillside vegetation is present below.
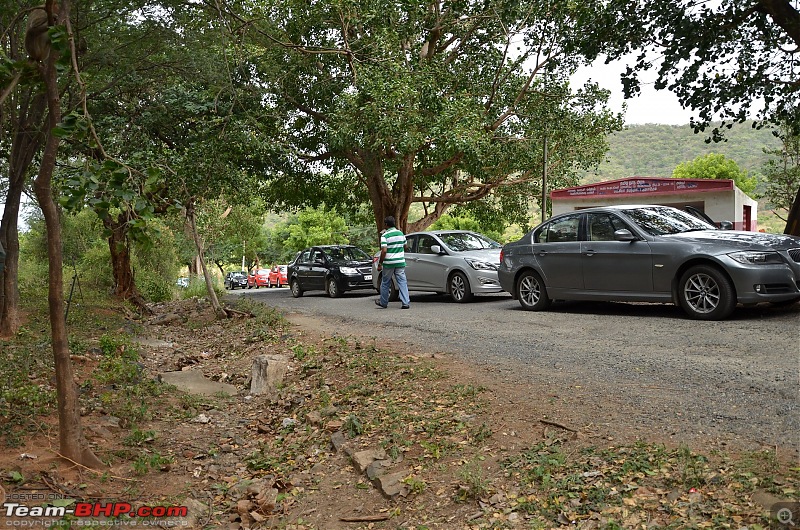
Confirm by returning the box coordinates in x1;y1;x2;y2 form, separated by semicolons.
583;122;781;182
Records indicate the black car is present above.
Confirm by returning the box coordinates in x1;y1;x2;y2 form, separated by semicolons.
224;271;248;290
288;245;374;298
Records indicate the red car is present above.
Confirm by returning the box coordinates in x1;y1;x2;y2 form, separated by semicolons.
247;268;270;288
268;265;288;287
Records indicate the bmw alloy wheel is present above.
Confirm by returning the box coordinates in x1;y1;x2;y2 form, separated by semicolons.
678;265;735;320
517;270;550;311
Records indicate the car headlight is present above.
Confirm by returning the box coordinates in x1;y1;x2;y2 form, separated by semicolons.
727;251;783;265
464;258;497;271
339;267;360;275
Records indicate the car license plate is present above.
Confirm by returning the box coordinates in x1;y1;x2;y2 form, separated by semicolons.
364;275;372;281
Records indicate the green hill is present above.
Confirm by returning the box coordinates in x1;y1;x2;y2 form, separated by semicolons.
583;122;781;183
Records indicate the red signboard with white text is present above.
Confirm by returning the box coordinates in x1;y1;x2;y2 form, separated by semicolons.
551;177;733;200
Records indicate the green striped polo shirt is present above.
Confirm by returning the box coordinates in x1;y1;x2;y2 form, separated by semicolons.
380;227;406;268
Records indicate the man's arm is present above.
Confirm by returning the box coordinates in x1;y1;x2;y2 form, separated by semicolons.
377;246;387;270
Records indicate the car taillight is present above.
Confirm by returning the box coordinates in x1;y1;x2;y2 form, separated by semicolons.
499;249;504;263
372;256;379;263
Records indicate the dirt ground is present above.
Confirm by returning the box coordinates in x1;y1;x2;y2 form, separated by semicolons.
1;298;797;529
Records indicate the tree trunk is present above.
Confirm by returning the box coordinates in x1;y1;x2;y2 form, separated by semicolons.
103;213;152;313
0;89;47;337
357;149;416;235
784;185;800;236
186;200;228;319
407;200;450;233
32;13;104;468
0;197;23;338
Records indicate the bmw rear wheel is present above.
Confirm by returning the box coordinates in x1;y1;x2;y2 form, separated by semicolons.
516;270;550;311
678;265;735;320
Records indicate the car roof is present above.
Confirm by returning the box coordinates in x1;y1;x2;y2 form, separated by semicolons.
307;244;357;250
406;230;482;237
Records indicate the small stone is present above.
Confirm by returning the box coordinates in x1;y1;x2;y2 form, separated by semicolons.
330;432;347;452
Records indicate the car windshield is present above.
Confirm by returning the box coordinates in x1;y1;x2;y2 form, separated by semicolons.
231;272;245;278
325;247;371;262
439;232;501;252
624;206;716;236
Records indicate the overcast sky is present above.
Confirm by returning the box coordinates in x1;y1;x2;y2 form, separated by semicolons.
572;57;695;126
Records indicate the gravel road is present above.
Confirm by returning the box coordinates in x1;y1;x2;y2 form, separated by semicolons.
234;287;800;457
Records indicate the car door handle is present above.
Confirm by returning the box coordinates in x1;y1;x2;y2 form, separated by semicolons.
583;250;596;256
536;250;547;256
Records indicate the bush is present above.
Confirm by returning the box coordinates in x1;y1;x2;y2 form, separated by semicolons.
137;270;173;302
181;276;224;300
78;244;115;291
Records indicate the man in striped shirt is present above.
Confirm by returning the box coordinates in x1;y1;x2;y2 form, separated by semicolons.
375;216;411;309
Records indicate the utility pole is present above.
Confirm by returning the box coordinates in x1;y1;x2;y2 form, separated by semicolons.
242;240;246;272
542;134;548;224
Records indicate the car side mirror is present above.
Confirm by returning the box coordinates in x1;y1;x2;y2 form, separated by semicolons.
718;221;733;230
430;244;442;254
614;229;638;242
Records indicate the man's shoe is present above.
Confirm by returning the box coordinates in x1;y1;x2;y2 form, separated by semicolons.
401;305;410;309
375;300;387;309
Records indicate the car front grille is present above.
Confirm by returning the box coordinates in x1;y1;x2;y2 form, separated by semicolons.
358;267;372;275
789;248;800;262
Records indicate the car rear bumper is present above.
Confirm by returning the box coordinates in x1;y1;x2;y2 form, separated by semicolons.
497;268;516;295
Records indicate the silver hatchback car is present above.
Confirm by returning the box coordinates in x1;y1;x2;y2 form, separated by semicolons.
371;230;504;302
498;205;800;320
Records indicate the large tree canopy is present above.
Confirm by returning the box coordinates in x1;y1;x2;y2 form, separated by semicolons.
578;0;799;138
574;0;800;234
231;0;622;231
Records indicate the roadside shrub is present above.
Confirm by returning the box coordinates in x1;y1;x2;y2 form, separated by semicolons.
138;270;172;302
77;244;115;291
181;276;224;300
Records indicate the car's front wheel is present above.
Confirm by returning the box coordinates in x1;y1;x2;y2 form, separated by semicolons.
448;271;473;303
327;278;341;298
290;279;303;298
516;270;551;311
678;265;735;320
